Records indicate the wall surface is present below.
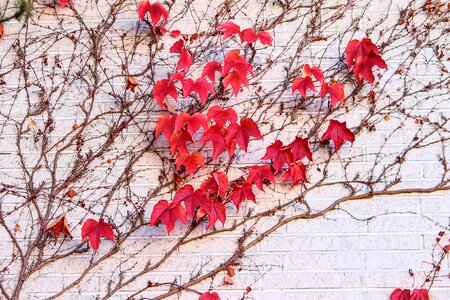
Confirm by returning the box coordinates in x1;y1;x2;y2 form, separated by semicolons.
0;0;449;300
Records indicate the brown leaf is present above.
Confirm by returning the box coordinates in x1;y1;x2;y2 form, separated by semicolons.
0;24;4;39
223;275;234;285
126;76;142;92
44;213;73;242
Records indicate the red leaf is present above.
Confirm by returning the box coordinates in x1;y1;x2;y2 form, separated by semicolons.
175;112;208;136
239;28;258;44
281;161;309;185
345;38;387;85
320;81;345;108
321;120;355;152
225;118;262;152
171;30;181;38
81;218;114;251
169;129;193;155
183;78;215;103
200;172;229;199
292;75;315;98
199;292;221;300
153;79;177;109
286;137;313;161
217;22;241;39
138;1;168;26
156;114;178;139
200;124;228;159
149;200;188;235
353;50;388;84
224;71;249;96
44;213;73;242
261;140;294;174
202;61;223;83
173;185;205;217
390;288;411;300
198;197;226;229
60;0;73;7
206;106;238;126
246;165;275;191
170;40;193;73
411;289;430;300
224;50;253;77
175;151;204;175
229;182;255;210
345;38;380;68
256;31;272;46
303;64;324;82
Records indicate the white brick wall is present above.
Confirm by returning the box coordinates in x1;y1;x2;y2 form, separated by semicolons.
0;0;449;299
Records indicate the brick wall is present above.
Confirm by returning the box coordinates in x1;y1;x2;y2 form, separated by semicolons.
0;0;449;299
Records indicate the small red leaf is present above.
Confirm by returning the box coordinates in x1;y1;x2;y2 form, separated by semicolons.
175;112;208;136
202;61;223;83
390;288;411;300
206;106;238;126
200;172;229;199
200;124;228;159
229;182;255;210
281;161;309;185
183;78;215;103
175;151;205;175
411;289;430;300
321;120;355;152
156;114;178;140
199;292;221;300
320;81;345;108
138;0;168;26
217;22;241;39
153;79;178;109
125;76;142;92
303;64;324;82
261;140;294;174
149;200;188;235
286;137;313;161
169;129;193;155
225;118;262;152
246;165;275;191
292;75;315;98
81;218;114;251
198;197;226;229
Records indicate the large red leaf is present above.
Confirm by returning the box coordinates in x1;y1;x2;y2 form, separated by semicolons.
261;140;293;174
320;119;355;152
246;165;275;191
224;71;249;96
224;50;253;78
149;200;188;235
225;118;262;152
81;218;114;251
345;38;380;67
228;182;255;210
44;213;73;242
